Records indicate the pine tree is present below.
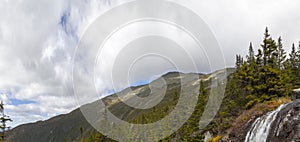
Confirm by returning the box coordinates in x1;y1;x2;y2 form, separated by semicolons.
199;80;207;97
282;60;294;96
262;27;270;66
246;42;255;64
195;80;207;115
298;42;300;63
235;55;243;68
256;49;263;67
289;43;297;68
236;28;290;107
0;101;12;141
261;27;278;67
296;42;300;68
276;37;286;69
295;42;300;86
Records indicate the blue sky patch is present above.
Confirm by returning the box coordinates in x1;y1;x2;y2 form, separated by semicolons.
58;11;79;42
131;80;150;86
59;12;69;31
10;98;36;106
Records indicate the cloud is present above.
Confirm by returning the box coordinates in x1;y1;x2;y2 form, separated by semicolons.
0;0;116;127
178;0;300;66
0;0;300;127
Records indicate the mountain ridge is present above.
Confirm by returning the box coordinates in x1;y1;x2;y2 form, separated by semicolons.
6;68;234;142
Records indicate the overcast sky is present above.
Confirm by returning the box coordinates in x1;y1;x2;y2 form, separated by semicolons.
0;0;300;127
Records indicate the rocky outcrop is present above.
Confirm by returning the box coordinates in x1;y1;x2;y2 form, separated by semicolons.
244;103;291;142
292;88;300;100
226;99;291;142
267;99;300;142
228;98;300;142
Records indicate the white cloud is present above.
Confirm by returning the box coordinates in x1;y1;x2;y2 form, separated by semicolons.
0;0;110;127
177;0;300;66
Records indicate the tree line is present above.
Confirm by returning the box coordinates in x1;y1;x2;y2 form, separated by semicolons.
234;27;300;108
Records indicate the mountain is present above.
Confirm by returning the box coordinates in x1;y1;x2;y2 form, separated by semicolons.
7;68;300;142
5;68;233;142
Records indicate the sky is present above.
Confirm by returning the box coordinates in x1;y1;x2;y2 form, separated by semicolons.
0;0;300;127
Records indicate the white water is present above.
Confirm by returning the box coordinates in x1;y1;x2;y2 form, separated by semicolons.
244;103;289;142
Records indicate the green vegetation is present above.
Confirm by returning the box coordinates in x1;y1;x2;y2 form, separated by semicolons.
78;28;300;142
233;27;299;109
80;28;300;141
204;28;300;139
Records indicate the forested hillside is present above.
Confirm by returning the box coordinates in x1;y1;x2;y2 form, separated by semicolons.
81;28;300;141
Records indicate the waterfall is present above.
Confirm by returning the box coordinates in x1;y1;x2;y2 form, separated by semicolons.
244;103;289;142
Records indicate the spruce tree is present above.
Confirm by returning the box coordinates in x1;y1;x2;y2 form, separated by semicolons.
295;42;300;69
256;49;263;67
261;27;278;67
282;60;294;96
288;43;299;86
0;101;12;141
246;42;255;64
297;42;300;66
262;27;270;66
295;42;300;86
235;55;243;69
276;37;286;69
289;43;297;68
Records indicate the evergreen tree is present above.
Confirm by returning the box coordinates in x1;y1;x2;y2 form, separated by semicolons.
295;42;300;69
282;60;294;96
0;101;12;141
289;44;297;68
234;28;291;108
235;55;243;68
276;37;286;69
288;43;299;86
297;42;300;66
198;81;207;113
262;27;270;66
246;42;255;64
256;49;263;67
261;27;278;67
199;80;207;97
295;42;300;86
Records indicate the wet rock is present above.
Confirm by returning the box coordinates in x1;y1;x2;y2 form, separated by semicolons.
291;88;300;100
228;100;300;142
264;100;300;142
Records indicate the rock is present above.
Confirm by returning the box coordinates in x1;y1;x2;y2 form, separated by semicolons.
291;88;300;100
264;100;300;142
204;131;212;142
229;100;300;142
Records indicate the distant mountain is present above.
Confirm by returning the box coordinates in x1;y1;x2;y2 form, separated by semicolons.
6;68;234;142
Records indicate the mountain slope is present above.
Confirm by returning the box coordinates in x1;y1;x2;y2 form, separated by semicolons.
5;69;233;142
6;108;91;142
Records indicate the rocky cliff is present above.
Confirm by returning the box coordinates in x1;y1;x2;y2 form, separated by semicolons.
228;89;300;142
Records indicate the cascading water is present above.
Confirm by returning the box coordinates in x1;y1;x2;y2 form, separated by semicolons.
244;103;290;142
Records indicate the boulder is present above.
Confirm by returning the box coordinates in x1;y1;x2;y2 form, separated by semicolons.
291;88;300;100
